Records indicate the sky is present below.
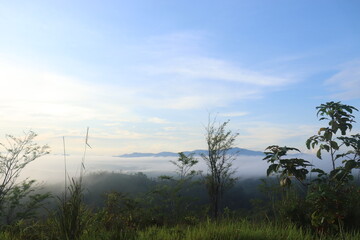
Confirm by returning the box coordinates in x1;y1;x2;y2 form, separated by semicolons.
1;0;360;157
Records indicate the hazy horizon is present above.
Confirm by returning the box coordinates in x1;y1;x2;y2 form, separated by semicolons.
20;150;338;184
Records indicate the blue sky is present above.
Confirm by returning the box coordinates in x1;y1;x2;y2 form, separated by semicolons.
0;0;359;155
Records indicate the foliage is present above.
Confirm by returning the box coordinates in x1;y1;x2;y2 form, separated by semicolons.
261;146;311;225
201;118;239;218
306;101;358;169
1;101;360;239
1;180;50;225
263;146;311;188
98;191;140;238
56;178;89;240
0;131;50;225
306;101;359;234
148;152;202;225
251;177;308;227
262;101;360;235
170;152;199;180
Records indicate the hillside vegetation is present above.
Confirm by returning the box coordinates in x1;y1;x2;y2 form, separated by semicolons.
0;101;359;240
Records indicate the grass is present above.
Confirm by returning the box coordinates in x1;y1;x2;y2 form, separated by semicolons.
134;220;360;240
3;218;358;240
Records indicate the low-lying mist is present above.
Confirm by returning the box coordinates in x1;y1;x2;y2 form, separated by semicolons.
21;152;333;184
19;152;359;221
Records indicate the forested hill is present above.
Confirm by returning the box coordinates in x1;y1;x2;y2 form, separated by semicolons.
114;147;264;158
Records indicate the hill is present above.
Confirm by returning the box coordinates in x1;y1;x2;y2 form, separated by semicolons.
114;147;264;158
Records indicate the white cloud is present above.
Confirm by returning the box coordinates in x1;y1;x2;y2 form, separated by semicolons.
147;117;169;124
0;31;305;156
155;95;220;110
144;57;290;87
219;112;249;117
0;59;138;124
0;59;149;155
325;61;360;100
134;31;295;110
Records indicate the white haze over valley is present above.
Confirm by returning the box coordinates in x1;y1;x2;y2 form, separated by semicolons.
20;152;339;184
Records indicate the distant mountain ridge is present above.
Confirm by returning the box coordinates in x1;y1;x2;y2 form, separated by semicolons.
114;147;264;158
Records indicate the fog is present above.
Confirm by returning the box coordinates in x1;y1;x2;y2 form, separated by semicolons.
20;152;337;184
21;154;265;183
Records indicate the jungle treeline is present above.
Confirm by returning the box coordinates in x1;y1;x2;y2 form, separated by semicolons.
0;101;360;240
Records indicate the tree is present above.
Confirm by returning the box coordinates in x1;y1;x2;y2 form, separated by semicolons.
262;146;311;224
263;101;360;234
306;101;358;171
263;146;311;188
150;152;200;224
305;101;360;233
0;131;50;223
201;118;239;218
170;152;198;180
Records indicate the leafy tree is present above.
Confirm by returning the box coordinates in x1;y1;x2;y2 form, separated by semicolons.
306;102;359;187
305;101;359;234
170;152;199;180
2;180;50;225
0;131;49;224
263;146;311;188
201;119;239;218
306;101;358;170
263;101;360;234
149;152;201;225
262;147;311;224
101;191;140;237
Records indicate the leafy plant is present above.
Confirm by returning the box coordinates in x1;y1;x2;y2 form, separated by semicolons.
2;180;50;225
0;131;50;225
263;101;360;235
305;102;359;235
170;152;199;180
262;147;311;225
263;146;311;188
147;152;201;225
201;118;239;218
306;101;358;170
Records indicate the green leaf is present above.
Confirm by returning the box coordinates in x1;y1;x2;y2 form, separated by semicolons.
329;141;339;150
306;139;311;149
266;164;278;176
316;149;322;159
323;130;332;141
311;168;325;175
331;121;339;133
323;144;330;152
344;160;357;170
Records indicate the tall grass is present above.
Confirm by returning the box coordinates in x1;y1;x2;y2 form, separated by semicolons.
135;220;360;240
56;178;86;240
3;219;359;240
56;127;91;240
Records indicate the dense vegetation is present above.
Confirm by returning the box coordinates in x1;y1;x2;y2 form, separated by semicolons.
0;101;359;240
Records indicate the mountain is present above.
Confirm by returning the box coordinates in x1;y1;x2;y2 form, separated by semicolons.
114;147;264;158
116;152;178;158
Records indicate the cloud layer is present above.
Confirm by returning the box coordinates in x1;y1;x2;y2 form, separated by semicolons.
325;61;360;100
